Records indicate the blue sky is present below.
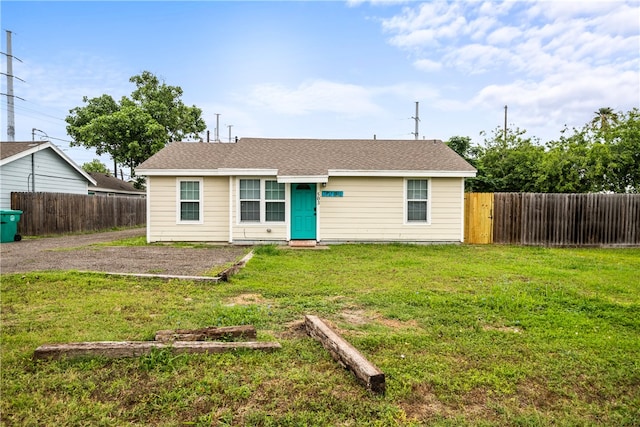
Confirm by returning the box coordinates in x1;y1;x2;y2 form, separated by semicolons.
2;1;639;172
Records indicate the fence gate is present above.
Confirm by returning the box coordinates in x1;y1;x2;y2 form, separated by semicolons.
464;193;494;244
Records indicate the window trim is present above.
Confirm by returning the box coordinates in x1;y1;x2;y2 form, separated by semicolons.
176;177;204;224
239;178;261;223
265;180;286;222
237;178;286;224
404;178;431;225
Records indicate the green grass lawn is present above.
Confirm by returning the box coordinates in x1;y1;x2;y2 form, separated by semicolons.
2;244;639;426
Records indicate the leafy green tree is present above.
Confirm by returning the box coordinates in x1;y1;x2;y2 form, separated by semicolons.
467;108;639;194
446;136;473;162
446;136;480;191
537;129;593;193
129;71;206;142
66;71;206;177
588;108;639;192
540;108;639;193
472;127;545;192
82;159;110;174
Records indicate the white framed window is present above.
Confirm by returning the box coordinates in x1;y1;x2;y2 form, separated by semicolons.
406;179;430;223
265;180;285;221
240;179;261;222
177;178;203;223
239;179;286;223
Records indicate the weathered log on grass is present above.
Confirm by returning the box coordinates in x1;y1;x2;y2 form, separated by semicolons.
33;340;281;360
155;325;257;342
304;315;385;393
218;251;254;282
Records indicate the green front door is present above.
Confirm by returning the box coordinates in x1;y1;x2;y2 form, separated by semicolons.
291;183;317;240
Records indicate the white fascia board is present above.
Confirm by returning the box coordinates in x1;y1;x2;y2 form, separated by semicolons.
0;142;49;166
218;168;278;176
137;168;279;177
328;169;477;178
0;141;97;185
136;169;221;177
277;175;328;184
47;143;97;185
90;187;144;196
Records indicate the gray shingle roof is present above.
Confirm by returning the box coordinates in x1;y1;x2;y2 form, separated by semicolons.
0;141;48;160
137;138;476;176
88;172;145;194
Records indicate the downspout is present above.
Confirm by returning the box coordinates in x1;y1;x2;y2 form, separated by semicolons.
145;178;151;243
228;176;233;243
31;153;35;192
460;178;465;242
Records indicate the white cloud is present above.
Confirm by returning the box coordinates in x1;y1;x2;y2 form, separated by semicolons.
471;65;640;136
486;26;521;45
383;1;466;47
14;53;130;110
413;58;442;72
375;0;640;140
347;0;409;6
442;43;511;73
247;80;384;117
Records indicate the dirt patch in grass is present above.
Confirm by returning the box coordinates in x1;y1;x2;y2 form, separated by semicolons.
516;378;565;410
224;293;271;306
402;383;496;423
277;320;308;340
339;308;419;329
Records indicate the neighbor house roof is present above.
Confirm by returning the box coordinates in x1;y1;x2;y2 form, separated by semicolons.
0;141;97;185
137;138;476;180
88;172;146;195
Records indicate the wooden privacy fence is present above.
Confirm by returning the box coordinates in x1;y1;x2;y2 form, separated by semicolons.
11;192;146;236
465;193;640;247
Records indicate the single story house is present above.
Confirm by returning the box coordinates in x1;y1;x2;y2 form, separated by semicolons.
0;141;96;209
88;172;146;198
136;138;477;245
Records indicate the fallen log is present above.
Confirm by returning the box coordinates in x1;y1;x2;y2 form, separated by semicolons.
304;315;385;393
219;251;254;282
33;340;281;360
155;325;257;342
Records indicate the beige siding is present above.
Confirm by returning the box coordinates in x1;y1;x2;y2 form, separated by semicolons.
147;176;229;242
147;175;465;243
230;176;288;243
319;177;464;242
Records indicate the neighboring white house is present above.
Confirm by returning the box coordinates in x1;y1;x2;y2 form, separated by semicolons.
88;172;146;198
137;138;477;245
0;141;96;209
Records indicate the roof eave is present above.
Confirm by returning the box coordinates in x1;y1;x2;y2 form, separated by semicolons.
0;142;97;185
137;169;222;176
277;175;329;184
328;169;477;178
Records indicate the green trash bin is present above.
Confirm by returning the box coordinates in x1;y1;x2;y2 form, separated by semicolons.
0;210;23;243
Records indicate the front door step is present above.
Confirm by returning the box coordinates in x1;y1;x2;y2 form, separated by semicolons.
289;240;317;248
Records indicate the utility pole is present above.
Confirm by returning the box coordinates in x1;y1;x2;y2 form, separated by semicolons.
215;113;221;142
411;101;420;140
32;128;47;141
504;105;508;143
3;30;23;142
227;125;233;143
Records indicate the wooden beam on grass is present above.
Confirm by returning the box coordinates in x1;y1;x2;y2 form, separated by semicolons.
304;315;385;393
33;340;281;360
155;325;257;342
218;251;254;282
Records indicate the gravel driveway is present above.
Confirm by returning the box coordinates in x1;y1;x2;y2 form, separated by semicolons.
0;228;249;277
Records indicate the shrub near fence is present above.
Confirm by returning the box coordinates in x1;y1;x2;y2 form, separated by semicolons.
491;193;640;247
11;192;146;236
